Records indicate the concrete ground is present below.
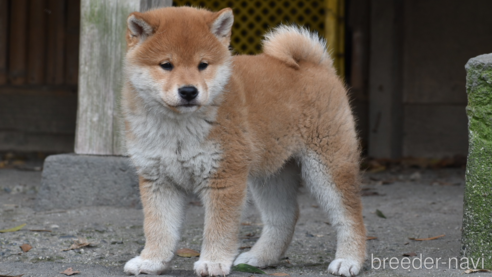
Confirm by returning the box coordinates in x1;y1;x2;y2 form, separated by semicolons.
0;166;484;277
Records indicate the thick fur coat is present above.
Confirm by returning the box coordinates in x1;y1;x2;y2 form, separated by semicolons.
122;6;366;277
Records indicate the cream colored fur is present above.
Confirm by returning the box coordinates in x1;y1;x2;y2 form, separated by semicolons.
122;6;366;277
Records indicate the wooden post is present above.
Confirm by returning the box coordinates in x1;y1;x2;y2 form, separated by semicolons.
367;0;404;158
461;53;492;268
75;0;171;155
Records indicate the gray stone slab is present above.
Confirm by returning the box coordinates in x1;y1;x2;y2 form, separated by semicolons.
35;154;140;211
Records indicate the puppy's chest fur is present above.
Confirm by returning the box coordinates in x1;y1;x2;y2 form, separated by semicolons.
126;110;222;191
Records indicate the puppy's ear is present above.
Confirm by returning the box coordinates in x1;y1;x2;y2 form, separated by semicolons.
210;8;234;46
127;12;155;44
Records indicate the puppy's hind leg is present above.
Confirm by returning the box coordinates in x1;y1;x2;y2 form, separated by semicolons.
234;161;301;268
300;151;366;276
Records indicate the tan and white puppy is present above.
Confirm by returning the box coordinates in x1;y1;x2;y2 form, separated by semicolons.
122;6;366;277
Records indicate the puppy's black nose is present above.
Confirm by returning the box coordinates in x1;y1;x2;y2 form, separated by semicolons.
178;86;198;101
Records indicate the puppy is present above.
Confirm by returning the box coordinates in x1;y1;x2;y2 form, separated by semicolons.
122;6;366;277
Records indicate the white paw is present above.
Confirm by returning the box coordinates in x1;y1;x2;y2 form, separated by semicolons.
194;260;231;276
328;258;361;276
124;256;168;275
234;251;277;268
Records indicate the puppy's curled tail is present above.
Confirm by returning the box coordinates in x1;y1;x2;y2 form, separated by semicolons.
262;25;333;70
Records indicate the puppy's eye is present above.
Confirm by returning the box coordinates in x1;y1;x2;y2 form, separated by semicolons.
160;62;173;71
198;62;208;71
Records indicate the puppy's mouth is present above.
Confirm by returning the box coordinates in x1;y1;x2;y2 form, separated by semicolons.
173;103;200;108
180;103;198;107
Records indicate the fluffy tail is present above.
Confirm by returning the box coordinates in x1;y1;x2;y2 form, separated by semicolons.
262;25;333;69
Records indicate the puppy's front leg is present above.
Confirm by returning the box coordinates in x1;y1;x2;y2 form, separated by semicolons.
194;176;247;276
125;177;187;275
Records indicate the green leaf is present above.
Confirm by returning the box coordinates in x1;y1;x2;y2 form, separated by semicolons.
376;209;386;219
0;223;26;233
232;263;265;274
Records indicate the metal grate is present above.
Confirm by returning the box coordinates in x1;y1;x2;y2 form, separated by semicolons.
173;0;326;55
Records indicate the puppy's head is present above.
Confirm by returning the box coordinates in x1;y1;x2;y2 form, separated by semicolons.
125;7;233;114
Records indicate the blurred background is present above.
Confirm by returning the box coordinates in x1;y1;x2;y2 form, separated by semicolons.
0;0;491;164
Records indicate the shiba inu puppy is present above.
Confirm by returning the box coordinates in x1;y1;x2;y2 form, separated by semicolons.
122;6;366;277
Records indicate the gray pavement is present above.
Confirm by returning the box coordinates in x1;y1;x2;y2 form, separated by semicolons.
0;166;485;277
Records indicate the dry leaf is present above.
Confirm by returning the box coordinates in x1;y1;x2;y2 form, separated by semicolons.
464;269;492;274
20;244;32;252
0;223;26;233
61;237;95;251
409;234;445;241
402;252;417;257
362;191;383;196
189;201;202;206
0;274;24;277
369;165;386;173
176;248;200;258
382;178;396;185
29;229;51;232
270;273;290;276
241;233;258;239
239;246;252;249
60;268;80;276
366;236;377;240
376;209;386;219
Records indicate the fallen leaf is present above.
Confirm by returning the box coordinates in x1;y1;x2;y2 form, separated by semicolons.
11;160;25;166
61;237;96;251
0;223;26;233
0;273;24;277
29;229;51;232
20;244;32;252
369;165;386;173
241;232;259;239
376;209;386;219
403;252;417;257
382;178;396;185
239;246;252;249
60;268;80;276
409;234;445;241
361;191;383;196
233;264;265;274
464;269;492;274
270;273;290;276
366;236;378;240
176;248;200;258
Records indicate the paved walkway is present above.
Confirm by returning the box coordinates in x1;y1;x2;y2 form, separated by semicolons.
0;167;478;276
